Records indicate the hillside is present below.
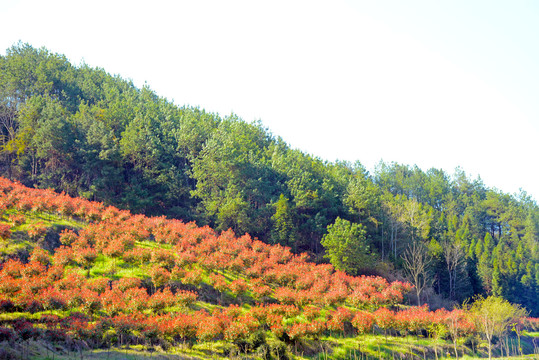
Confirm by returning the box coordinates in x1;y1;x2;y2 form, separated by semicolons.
0;43;539;318
0;177;538;360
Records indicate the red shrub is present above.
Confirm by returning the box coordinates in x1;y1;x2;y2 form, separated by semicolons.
86;277;110;294
374;307;395;332
196;312;226;342
304;305;321;321
229;278;248;298
29;247;51;266
327;307;354;332
224;315;259;342
394;305;431;334
27;222;47;239
149;265;171;288
52;246;75;267
352;310;375;334
0;224;11;239
114;277;142;292
182;268;203;287
149;287;176;312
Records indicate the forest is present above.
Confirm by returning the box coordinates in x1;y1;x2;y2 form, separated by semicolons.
0;42;538;321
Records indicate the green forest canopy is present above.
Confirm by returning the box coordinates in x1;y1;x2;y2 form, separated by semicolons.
1;43;538;315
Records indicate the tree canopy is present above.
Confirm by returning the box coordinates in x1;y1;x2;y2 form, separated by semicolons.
321;217;374;275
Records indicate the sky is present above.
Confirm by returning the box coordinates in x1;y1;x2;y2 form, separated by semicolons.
1;0;538;201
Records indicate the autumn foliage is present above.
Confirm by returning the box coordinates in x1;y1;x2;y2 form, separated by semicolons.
0;176;519;351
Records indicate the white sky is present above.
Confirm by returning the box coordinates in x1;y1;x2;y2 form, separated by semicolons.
1;0;538;201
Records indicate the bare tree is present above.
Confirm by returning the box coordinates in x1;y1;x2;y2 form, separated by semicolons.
443;240;465;300
402;241;432;306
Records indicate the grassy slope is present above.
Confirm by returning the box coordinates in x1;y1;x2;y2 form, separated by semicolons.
0;209;82;259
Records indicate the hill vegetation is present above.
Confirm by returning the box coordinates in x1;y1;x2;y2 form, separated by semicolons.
0;176;538;359
0;42;538;320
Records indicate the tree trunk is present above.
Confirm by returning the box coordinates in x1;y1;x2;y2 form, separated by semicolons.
448;267;454;300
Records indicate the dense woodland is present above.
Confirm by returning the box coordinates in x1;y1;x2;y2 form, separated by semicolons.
1;43;538;316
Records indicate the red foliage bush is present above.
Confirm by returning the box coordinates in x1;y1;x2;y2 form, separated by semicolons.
303;305;321;321
149;265;171;288
287;322;309;340
114;277;141;292
27;222;47;239
86;277;110;294
374;307;395;332
224;314;259;342
123;247;152;265
148;287;176;312
29;247;51;266
394;305;431;334
352;310;375;334
52;246;75;267
182;268;203;287
229;278;248;298
0;224;11;239
196;312;227;342
327;307;354;332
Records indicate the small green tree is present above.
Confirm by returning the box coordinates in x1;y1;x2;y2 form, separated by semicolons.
271;194;295;246
471;296;528;360
321;217;374;275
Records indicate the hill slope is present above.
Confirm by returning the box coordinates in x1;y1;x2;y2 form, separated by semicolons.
0;177;538;359
0;43;538;317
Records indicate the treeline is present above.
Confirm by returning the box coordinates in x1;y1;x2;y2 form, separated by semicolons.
1;43;538;315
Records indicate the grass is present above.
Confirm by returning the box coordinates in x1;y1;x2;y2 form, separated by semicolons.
2;327;538;360
304;334;448;360
2;339;257;360
4;209;84;230
136;240;173;249
1;341;202;360
289;333;539;360
0;235;33;256
89;254;149;279
0;209;83;258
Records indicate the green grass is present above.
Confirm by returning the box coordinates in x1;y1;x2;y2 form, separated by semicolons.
304;334;447;360
4;209;84;230
0;309;71;322
0;209;83;258
2;325;538;360
89;254;148;279
0;235;32;255
2;339;256;360
290;333;539;360
136;240;173;249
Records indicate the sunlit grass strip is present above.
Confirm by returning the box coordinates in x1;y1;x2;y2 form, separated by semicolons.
89;254;147;279
309;334;463;360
